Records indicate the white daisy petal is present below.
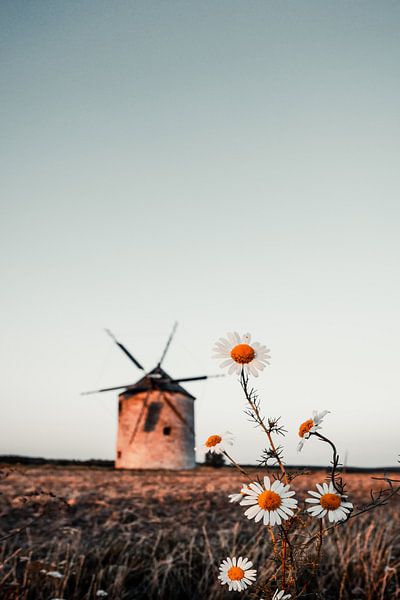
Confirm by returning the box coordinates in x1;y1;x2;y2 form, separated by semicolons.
245;504;261;519
249;482;264;493
271;480;282;492
285;496;298;505
242;490;260;499
279;505;294;517
281;490;296;498
308;505;324;515
219;358;233;368
307;490;321;498
272;590;292;600
245;567;256;575
254;509;264;523
240;498;258;506
248;364;258;376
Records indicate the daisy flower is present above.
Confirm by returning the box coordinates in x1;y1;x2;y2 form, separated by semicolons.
203;431;234;454
272;591;292;600
240;476;298;526
306;482;353;523
228;484;249;503
213;332;270;377
297;410;330;452
218;556;257;592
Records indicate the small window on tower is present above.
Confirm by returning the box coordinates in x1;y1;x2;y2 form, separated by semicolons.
163;426;172;436
117;450;122;458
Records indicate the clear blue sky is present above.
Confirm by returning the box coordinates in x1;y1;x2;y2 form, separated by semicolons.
1;1;399;467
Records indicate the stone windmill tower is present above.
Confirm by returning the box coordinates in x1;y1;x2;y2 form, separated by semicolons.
83;324;221;469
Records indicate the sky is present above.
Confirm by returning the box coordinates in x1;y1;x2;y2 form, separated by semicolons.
1;1;399;468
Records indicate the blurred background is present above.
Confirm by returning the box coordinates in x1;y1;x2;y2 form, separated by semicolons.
1;1;399;467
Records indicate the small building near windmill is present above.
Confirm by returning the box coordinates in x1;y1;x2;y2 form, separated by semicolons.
116;366;195;470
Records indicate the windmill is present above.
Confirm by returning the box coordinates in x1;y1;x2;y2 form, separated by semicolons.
82;323;222;469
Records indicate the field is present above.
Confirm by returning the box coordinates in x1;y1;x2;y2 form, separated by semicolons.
1;465;400;600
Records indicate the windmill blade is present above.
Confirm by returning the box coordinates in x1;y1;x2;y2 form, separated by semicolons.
105;329;145;370
81;383;134;395
158;321;178;367
163;393;194;434
169;374;225;384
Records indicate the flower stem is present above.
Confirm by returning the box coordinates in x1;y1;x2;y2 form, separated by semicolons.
269;525;278;560
222;450;252;481
316;518;323;568
240;370;289;484
313;431;343;494
281;536;287;589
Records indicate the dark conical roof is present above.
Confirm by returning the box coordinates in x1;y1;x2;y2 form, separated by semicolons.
118;365;195;400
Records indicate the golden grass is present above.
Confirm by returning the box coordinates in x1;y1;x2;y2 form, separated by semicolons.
0;465;399;599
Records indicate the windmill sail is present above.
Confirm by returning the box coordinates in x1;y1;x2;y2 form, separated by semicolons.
81;384;134;395
169;374;224;383
105;329;145;370
158;321;178;366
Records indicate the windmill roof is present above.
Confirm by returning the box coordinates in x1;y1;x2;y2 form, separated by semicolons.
118;366;195;400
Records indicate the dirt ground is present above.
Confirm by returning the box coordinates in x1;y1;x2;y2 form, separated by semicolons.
1;465;399;599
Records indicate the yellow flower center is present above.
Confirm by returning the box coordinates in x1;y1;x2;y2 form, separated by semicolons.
257;490;282;511
205;434;222;448
320;493;341;510
227;566;245;581
299;418;314;438
230;343;255;364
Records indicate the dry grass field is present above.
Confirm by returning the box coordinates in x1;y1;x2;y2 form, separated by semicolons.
1;465;399;600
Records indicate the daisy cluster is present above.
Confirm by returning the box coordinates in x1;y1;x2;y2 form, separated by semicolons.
206;332;354;597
